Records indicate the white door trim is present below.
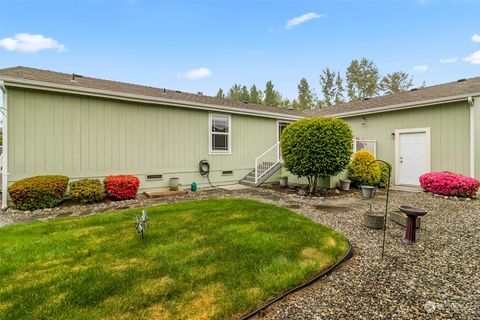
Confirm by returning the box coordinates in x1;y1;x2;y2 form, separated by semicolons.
394;127;431;186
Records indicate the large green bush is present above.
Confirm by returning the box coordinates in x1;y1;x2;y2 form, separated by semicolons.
8;175;69;210
69;178;105;204
348;150;381;186
281;117;353;193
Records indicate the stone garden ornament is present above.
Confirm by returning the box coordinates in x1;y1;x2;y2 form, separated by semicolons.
134;209;149;240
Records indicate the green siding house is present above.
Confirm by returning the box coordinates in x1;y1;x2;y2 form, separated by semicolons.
0;66;479;207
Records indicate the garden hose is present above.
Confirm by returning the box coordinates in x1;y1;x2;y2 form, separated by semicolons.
241;240;355;319
199;160;216;188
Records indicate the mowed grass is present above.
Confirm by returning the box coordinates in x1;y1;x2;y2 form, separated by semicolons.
0;199;349;320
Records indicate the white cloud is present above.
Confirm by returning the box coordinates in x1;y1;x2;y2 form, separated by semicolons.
439;57;457;64
178;67;212;79
472;34;480;42
285;12;323;29
464;50;480;64
0;33;66;53
413;65;428;72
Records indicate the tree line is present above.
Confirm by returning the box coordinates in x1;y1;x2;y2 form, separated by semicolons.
215;57;417;110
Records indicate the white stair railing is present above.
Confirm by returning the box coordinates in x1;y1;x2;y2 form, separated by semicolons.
255;142;281;184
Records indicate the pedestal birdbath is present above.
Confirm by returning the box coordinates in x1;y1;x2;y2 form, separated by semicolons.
399;205;427;244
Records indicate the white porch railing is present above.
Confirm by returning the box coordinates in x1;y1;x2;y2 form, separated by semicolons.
255;142;282;184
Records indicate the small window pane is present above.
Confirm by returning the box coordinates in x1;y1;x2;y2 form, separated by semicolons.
355;139;376;156
212;116;229;133
212;134;228;151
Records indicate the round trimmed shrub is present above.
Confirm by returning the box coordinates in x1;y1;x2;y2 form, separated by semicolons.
419;172;479;197
104;175;140;200
69;178;105;204
348;150;381;186
8;175;69;210
281;117;353;193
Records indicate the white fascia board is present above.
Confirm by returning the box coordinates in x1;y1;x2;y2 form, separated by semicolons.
0;76;304;121
327;94;480;118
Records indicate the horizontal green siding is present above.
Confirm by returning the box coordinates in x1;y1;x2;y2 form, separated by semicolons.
7;87;278;189
343;101;471;183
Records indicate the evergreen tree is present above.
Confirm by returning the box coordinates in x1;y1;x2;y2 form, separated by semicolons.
319;68;336;107
215;88;225;99
263;81;282;107
379;71;413;95
249;84;262;104
334;72;345;105
240;85;250;102
227;84;242;101
297;77;314;110
346;58;379;101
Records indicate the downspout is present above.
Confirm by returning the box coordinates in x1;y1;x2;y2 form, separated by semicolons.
468;97;475;178
0;81;7;209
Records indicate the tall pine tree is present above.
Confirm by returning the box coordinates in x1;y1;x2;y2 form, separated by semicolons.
215;88;225;99
227;84;242;101
263;81;282;107
249;85;262;104
297;78;314;110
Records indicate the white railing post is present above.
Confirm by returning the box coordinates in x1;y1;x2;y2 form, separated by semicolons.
254;142;281;184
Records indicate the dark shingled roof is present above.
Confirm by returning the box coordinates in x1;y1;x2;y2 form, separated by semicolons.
0;66;303;117
1;66;479;118
310;76;480;117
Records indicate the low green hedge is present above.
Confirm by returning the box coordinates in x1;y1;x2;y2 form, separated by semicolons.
69;179;104;204
8;175;69;210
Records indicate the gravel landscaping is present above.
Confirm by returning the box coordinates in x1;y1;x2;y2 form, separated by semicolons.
1;186;479;319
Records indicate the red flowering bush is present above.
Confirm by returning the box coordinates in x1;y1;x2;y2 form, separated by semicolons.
103;175;140;200
419;172;479;197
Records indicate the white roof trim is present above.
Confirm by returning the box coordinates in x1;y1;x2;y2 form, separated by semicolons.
325;93;480;118
0;76;304;121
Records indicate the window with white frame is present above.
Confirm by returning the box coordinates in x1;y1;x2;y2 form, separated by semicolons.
353;138;377;157
209;113;231;153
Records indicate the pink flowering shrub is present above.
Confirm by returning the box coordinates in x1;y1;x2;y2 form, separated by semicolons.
419;172;479;197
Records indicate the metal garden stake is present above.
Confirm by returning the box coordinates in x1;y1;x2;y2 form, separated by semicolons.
134;209;149;240
367;160;392;259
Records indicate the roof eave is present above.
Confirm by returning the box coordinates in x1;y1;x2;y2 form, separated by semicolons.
325;93;480;118
0;76;304;121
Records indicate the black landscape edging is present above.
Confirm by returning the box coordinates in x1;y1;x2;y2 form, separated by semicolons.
241;240;355;319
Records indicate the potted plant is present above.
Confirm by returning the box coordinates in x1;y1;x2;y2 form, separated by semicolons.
339;179;351;191
348;150;381;198
278;173;289;188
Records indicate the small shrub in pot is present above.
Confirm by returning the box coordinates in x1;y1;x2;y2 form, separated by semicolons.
278;173;289;187
104;175;140;200
8;175;69;210
70;178;105;204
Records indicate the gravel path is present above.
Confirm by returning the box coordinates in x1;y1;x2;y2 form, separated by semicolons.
1;187;479;319
239;188;480;320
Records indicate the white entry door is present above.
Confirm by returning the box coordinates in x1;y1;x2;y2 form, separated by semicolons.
397;130;429;186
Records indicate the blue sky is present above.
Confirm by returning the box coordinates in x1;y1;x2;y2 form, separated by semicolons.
0;0;479;99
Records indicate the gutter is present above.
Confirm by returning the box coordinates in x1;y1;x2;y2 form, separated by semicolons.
0;76;304;121
0;81;7;209
326;93;480;118
468;97;475;178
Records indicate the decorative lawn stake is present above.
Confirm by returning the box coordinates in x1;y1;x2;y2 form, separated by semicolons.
367;160;392;259
134;209;149;240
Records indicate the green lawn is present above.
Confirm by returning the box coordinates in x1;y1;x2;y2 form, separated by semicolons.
0;199;349;320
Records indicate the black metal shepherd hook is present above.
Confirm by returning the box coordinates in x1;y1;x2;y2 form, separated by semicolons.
367;159;392;259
